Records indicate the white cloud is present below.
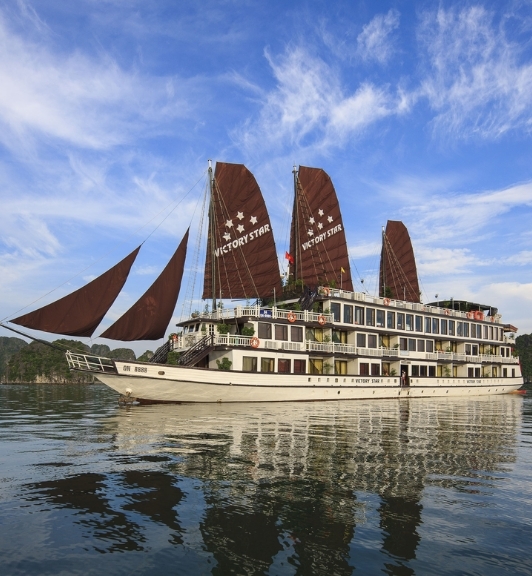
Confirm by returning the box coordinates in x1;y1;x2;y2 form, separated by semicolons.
357;9;400;64
349;241;380;259
419;6;532;138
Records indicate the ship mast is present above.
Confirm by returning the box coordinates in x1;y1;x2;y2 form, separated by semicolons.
382;225;386;298
291;164;299;284
208;159;217;312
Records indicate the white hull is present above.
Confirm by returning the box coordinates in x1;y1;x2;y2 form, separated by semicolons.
94;360;523;403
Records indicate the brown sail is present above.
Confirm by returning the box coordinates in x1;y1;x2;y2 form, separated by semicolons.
379;220;420;303
202;162;282;300
289;166;353;290
100;229;189;341
11;247;141;337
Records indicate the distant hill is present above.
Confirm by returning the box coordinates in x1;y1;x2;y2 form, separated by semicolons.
0;336;28;382
515;333;531;384
2;337;137;384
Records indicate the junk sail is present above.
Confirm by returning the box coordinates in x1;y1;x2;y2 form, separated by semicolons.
11;247;141;337
100;229;189;341
379;220;420;303
202;162;282;300
289;166;353;291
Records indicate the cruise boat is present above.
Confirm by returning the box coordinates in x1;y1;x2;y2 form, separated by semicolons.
3;162;524;402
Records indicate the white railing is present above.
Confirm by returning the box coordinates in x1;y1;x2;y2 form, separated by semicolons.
66;351;116;373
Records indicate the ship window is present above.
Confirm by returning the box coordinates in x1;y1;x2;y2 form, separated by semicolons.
278;359;291;373
472;345;478;356
420;365;427;377
512;368;515;378
261;358;275;373
357;333;367;348
426;340;434;352
355;306;364;325
382;362;391;376
294;359;306;374
406;314;413;331
441;319;448;335
258;323;272;339
387;311;395;329
331;302;341;322
502;367;507;377
449;320;455;336
412;365;419;377
429;366;436;377
493;367;498;377
333;330;347;344
415;315;423;332
376;310;385;327
489;326;493;340
463;323;470;337
417;339;425;352
477;325;482;339
468;367;474;377
368;335;377;348
475;368;481;377
343;305;353;324
371;363;380;376
243;357;257;372
366;308;375;326
432;318;439;334
408;339;416;351
314;328;324;343
275;325;288;341
306;328;315;341
291;326;303;342
425;317;431;333
309;359;323;374
335;360;347;375
457;322;463;337
484;325;488;339
465;344;471;354
360;363;369;376
397;313;405;330
400;338;407;351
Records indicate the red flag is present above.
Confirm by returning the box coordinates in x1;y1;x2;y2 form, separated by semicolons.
285;251;294;264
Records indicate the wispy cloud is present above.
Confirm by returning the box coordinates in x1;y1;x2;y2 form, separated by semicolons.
419;5;532;138
357;9;400;64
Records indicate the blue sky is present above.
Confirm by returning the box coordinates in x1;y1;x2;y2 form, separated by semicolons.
1;0;532;353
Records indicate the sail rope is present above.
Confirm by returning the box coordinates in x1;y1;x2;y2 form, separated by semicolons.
382;232;418;301
1;170;207;326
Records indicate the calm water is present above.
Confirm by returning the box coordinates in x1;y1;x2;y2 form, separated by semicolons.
0;385;531;576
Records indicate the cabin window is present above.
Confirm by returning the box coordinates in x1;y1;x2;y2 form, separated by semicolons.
314;328;324;343
463;323;470;337
294;359;306;374
376;310;385;327
417;339;425;352
477;325;482;339
278;359;291;373
368;335;377;348
412;365;419;377
344;305;353;324
387;311;395;329
258;323;272;339
465;344;471;355
360;363;370;376
503;367;507;377
468;367;474;377
483;325;488;339
366;308;375;326
440;319;448;335
472;345;478;356
400;338;407;351
335;361;347;375
420;366;427;377
333;330;347;344
371;363;380;376
426;340;434;352
357;333;367;348
331;302;341;322
512;368;515;378
449;320;455;336
291;326;303;342
475;368;481;377
309;359;323;374
408;339;416;351
355;306;364;325
425;317;431;333
306;328;315;341
415;316;423;332
489;326;493;340
432;318;439;334
275;325;288;341
429;366;436;377
493;367;498;377
261;358;275;373
382;362;391;376
243;357;257;372
380;335;390;348
457;322;463;337
406;314;413;331
397;313;405;330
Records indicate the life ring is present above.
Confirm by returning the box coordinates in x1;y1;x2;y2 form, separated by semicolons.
467;311;474;319
383;298;390;306
444;309;450;316
475;311;484;321
318;315;326;325
250;337;260;348
287;312;296;323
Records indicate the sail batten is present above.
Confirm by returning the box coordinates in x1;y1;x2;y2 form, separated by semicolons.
289;166;353;291
100;229;189;341
11;247;141;337
202;162;282;300
379;220;420;303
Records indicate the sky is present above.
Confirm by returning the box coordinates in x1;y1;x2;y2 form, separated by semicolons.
1;0;532;355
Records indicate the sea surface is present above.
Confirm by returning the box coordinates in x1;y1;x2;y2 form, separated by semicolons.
0;384;531;576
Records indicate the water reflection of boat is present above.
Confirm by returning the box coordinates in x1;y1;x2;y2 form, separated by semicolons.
24;396;522;570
